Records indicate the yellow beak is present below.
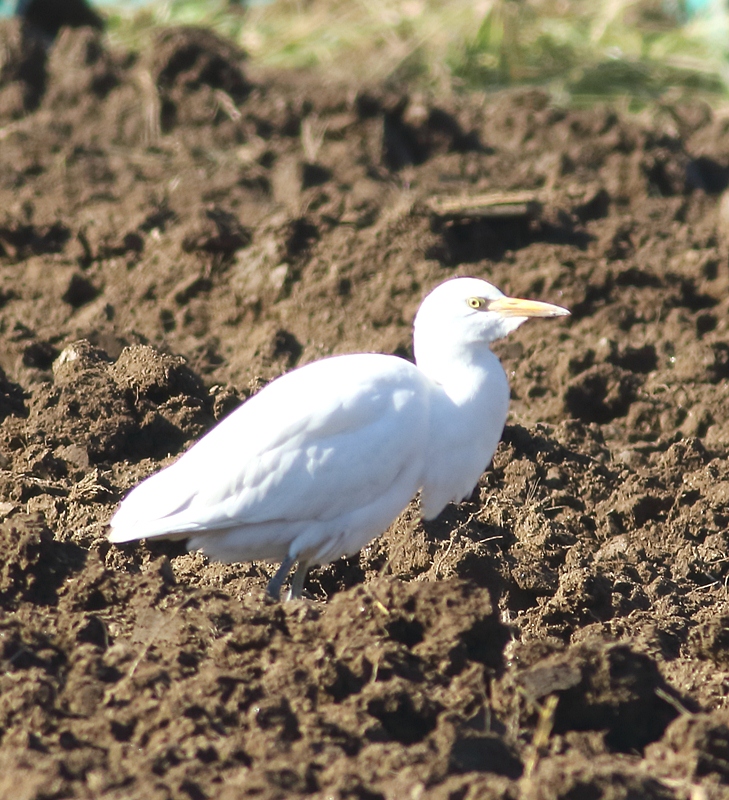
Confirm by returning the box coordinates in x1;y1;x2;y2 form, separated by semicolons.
487;296;570;319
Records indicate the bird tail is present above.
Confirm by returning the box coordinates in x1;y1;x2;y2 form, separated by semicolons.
108;463;197;543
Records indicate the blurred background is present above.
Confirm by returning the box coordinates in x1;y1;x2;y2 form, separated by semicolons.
2;0;729;105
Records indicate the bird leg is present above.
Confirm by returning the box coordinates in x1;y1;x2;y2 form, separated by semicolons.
266;554;295;601
287;559;310;601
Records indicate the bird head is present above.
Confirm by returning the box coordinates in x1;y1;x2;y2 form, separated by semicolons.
413;277;569;365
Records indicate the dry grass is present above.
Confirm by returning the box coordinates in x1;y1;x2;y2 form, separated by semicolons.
103;0;729;103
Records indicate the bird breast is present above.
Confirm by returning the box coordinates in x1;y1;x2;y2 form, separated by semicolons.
418;354;510;520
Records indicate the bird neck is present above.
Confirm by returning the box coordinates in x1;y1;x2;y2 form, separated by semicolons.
415;337;506;407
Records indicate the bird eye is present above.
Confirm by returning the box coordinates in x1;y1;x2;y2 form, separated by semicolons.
467;297;486;309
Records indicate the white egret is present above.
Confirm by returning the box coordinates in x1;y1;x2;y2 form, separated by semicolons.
109;277;569;599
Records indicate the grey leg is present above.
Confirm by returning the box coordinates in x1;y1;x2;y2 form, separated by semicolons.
286;559;310;601
267;554;295;601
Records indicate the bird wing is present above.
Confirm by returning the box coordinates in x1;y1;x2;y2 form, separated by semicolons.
109;353;430;541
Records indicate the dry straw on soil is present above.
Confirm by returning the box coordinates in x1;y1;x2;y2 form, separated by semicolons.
105;0;729;102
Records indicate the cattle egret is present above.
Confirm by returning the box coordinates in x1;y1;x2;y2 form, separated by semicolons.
109;278;569;599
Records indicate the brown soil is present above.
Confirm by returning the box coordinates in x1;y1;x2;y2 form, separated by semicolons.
2;18;729;800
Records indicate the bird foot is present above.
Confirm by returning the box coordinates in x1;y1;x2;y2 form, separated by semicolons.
266;554;295;601
266;556;310;601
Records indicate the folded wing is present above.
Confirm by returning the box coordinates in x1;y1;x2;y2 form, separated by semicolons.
109;353;431;544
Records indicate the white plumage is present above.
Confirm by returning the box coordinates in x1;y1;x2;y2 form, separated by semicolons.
109;277;569;599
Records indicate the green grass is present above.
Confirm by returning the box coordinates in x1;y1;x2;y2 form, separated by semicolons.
103;0;729;104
